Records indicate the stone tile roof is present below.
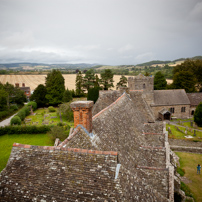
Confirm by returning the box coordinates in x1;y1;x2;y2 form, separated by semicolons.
0;144;122;201
153;89;190;106
187;92;202;106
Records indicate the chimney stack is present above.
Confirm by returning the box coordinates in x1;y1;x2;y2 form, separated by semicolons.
70;101;94;133
15;83;19;88
22;83;25;87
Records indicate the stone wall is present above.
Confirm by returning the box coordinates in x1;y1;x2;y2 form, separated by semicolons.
169;138;202;147
151;104;190;120
170;145;202;154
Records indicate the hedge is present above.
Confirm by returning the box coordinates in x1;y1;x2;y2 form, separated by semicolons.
10;116;21;125
0;125;52;136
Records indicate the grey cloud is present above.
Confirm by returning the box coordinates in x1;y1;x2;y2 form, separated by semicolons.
0;0;201;65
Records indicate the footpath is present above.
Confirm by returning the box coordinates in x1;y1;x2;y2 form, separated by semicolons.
0;113;16;127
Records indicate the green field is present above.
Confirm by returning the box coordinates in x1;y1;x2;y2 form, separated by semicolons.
0;134;53;172
176;152;202;202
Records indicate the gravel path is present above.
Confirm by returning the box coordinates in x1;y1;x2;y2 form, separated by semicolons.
0;114;16;127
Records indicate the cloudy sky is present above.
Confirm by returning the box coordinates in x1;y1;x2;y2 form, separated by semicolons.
0;0;202;65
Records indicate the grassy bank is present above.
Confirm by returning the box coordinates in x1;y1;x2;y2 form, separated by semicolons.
176;152;202;202
0;134;53;172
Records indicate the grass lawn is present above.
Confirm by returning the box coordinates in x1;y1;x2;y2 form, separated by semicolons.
176;152;202;202
166;124;202;141
0;134;53;172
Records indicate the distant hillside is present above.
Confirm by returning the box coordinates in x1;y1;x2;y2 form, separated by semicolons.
0;63;99;70
136;56;202;67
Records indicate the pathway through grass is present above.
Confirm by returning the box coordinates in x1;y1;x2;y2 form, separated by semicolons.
176;152;202;202
0;134;53;172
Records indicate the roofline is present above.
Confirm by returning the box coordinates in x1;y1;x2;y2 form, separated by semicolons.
151;103;190;107
93;92;130;120
12;143;118;156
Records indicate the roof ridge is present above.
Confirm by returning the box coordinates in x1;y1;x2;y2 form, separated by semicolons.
93;92;129;120
12;143;118;156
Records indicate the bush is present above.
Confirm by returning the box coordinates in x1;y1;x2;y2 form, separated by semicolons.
194;102;202;127
48;126;69;143
24;106;30;116
17;110;26;121
10;116;21;125
0;125;51;136
27;101;37;111
48;106;56;112
10;104;18;111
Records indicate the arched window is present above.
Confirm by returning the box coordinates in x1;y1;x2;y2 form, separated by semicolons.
191;110;194;115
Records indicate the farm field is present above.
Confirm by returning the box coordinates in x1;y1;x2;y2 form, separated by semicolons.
0;74;173;91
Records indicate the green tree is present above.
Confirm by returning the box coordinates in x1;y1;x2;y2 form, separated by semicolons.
194;102;202;127
154;71;167;90
75;71;84;96
30;84;48;107
94;74;100;88
3;82;14;109
87;87;99;103
116;75;128;89
45;69;65;105
11;87;27;105
172;71;196;92
100;69;114;90
63;88;73;102
82;69;96;91
0;89;8;111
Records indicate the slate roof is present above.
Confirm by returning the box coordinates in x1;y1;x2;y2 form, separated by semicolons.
187;93;202;106
153;89;190;106
0;92;172;201
0;144;123;201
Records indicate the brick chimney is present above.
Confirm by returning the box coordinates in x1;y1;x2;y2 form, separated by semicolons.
22;83;25;87
70;101;94;133
15;83;19;88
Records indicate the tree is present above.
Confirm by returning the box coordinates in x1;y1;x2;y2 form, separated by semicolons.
100;69;114;90
30;84;48;107
11;88;27;105
194;102;202;127
87;87;99;103
116;75;128;89
3;82;14;109
0;89;8;111
82;69;96;91
94;74;100;88
173;59;202;90
75;71;84;96
45;69;65;105
63;88;73;102
172;71;196;93
154;71;167;90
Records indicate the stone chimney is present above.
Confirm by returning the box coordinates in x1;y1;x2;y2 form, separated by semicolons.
70;101;94;133
22;83;25;87
15;83;19;88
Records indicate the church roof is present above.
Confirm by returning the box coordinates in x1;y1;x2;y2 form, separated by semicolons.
153;89;190;106
187;93;202;106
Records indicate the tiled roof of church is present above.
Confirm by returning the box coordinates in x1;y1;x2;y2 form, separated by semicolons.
153;89;190;106
187;92;202;106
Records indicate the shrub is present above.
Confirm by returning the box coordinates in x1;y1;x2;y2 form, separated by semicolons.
194;102;202;127
24;106;30;116
48;106;56;112
48;126;69;143
0;125;51;136
10;116;21;125
17;110;26;121
27;101;37;111
10;104;18;111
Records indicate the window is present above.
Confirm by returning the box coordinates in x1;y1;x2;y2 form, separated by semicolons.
191;110;194;115
170;107;175;113
143;83;146;89
181;107;186;112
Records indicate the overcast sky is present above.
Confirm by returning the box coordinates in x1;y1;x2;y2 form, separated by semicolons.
0;0;202;65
